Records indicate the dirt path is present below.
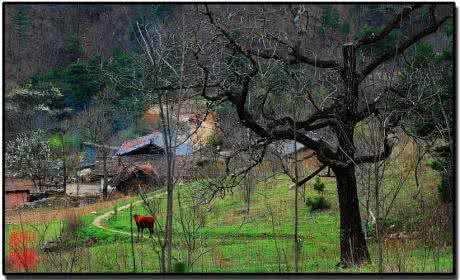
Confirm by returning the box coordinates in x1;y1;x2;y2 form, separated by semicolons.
91;191;165;236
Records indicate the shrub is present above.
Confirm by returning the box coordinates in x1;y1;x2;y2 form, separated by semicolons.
426;159;451;203
173;261;187;272
113;204;118;218
427;159;444;171
366;216;402;238
438;176;451;203
306;196;330;212
312;177;325;193
207;133;223;147
7;230;37;272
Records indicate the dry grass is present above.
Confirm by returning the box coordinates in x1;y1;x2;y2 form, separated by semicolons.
62;211;83;239
224;210;239;223
211;249;232;269
5;193;131;224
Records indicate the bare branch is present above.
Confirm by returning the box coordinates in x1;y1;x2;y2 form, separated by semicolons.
355;4;422;48
248;48;340;68
288;164;327;190
359;15;452;82
354;132;399;164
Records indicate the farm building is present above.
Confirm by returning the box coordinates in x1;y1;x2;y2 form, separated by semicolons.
78;142;119;182
188;112;221;146
143;104;220;148
259;140;330;178
113;130;194;192
80;142;118;171
116;130;193;158
110;163;160;194
189;140;326;179
5;178;33;209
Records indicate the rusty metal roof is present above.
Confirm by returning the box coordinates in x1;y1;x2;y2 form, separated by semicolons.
116;131;193;156
5;178;33;192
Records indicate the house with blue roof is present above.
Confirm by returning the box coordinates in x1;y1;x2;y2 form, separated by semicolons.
116;130;193;157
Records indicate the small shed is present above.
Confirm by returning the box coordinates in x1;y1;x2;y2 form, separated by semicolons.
111;163;160;194
5;178;33;208
114;130;194;190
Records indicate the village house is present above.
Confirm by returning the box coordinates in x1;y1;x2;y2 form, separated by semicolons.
143;103;221;148
237;140;329;179
280;142;322;168
80;142;119;172
187;112;220;147
5;178;33;209
113;130;194;193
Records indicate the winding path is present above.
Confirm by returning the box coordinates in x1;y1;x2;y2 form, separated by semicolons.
92;190;165;236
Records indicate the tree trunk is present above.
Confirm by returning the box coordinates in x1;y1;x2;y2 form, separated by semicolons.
331;42;370;267
160;245;166;272
334;165;370;266
164;155;174;272
374;161;384;272
102;154;108;199
129;204;136;272
294;180;300;272
165;180;173;272
63;158;67;195
332;120;370;266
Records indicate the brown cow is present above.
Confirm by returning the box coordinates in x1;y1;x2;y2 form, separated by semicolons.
133;214;156;239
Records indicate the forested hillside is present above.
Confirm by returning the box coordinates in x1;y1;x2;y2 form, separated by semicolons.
5;4;452;141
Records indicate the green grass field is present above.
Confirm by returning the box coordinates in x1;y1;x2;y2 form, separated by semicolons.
95;174;452;273
5;152;453;272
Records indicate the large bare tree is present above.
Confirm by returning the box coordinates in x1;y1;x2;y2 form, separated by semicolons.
188;4;452;266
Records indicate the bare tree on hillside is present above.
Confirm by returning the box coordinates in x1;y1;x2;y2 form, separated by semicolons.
77;91;116;199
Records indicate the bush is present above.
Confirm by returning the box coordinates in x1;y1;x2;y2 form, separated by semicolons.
438;176;451;203
312;177;325;193
173;262;187;272
207;133;223;147
113;204;118;218
366;216;402;238
426;159;451;203
7;230;37;272
427;159;444;171
306;196;330;212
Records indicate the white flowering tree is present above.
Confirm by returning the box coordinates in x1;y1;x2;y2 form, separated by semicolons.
5;84;63;142
5;129;51;190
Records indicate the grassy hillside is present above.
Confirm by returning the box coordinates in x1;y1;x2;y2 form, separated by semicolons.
5;140;453;272
95;173;452;273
